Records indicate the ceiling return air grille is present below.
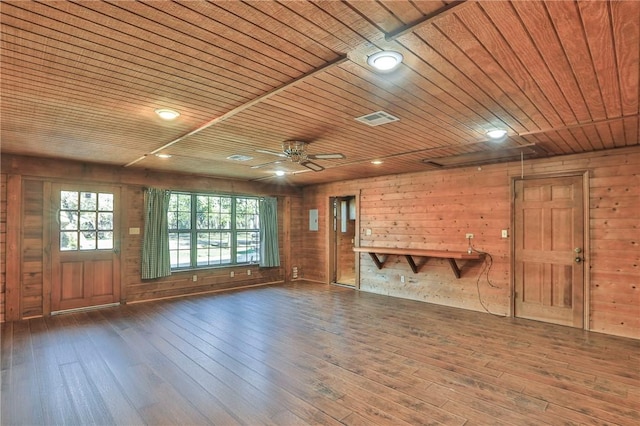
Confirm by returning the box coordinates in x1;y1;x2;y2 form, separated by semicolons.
355;111;400;126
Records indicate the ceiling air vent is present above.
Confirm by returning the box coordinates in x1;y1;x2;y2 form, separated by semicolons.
355;111;400;127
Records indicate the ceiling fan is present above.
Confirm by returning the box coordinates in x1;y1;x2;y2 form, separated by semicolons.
252;140;345;172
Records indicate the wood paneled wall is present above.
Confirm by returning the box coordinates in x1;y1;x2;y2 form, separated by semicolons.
301;147;639;339
1;149;637;340
0;155;302;322
20;180;45;318
0;174;6;321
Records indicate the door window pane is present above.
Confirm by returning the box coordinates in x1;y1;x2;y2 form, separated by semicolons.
60;231;78;251
97;212;113;230
97;232;114;249
80;232;96;250
61;191;78;210
60;211;78;230
98;193;114;211
80;192;97;211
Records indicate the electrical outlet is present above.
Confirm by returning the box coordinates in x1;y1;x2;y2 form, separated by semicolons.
466;233;474;239
247;269;251;276
400;275;405;283
230;271;234;278
192;275;197;282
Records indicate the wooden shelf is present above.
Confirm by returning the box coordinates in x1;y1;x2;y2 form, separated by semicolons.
353;247;485;278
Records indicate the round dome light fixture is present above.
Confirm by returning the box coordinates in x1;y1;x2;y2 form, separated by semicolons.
367;51;403;72
486;129;508;140
155;108;180;120
274;170;286;177
371;160;384;165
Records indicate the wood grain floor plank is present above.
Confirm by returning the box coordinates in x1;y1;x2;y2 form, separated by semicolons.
29;318;82;425
59;361;115;425
93;308;248;425
2;282;639;425
151;303;345;425
61;313;147;425
1;320;46;426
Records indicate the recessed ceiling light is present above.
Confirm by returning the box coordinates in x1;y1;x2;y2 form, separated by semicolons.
274;170;286;177
155;108;180;120
371;160;383;165
227;154;253;161
155;153;172;159
486;129;508;140
367;51;403;72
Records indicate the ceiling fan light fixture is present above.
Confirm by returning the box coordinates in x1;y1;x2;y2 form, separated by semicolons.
486;129;508;140
367;51;403;71
282;140;308;162
155;108;180;120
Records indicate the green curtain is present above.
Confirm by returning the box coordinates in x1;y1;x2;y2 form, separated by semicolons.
259;197;280;267
141;188;172;279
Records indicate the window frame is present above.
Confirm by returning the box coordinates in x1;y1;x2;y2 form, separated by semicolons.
168;191;260;270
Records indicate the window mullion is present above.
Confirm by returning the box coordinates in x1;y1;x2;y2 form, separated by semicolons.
231;198;236;264
191;194;197;268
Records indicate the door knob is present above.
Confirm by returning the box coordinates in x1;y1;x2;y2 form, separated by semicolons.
575;257;582;263
574;247;582;253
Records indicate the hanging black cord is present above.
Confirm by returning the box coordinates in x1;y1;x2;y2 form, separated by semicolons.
470;244;506;318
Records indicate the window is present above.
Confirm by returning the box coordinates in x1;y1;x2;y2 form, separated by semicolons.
168;192;260;269
59;190;114;251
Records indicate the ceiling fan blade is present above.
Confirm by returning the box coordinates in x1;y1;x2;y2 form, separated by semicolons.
301;161;325;172
256;149;287;158
250;160;283;169
291;168;312;175
308;153;345;160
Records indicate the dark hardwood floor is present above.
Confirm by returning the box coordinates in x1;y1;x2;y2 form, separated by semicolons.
2;282;639;425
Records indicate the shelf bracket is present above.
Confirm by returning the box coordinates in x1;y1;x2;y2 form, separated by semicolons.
404;255;419;273
447;258;461;279
368;252;385;270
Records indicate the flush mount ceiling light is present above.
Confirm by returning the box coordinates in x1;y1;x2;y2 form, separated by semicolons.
367;51;403;72
227;154;253;161
274;170;286;177
371;160;384;165
155;108;180;120
486;129;508;140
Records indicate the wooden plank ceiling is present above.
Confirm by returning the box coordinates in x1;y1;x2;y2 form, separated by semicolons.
1;1;638;186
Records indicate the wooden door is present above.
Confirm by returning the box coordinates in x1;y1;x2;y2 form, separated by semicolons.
330;196;356;286
514;175;585;328
51;184;121;312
